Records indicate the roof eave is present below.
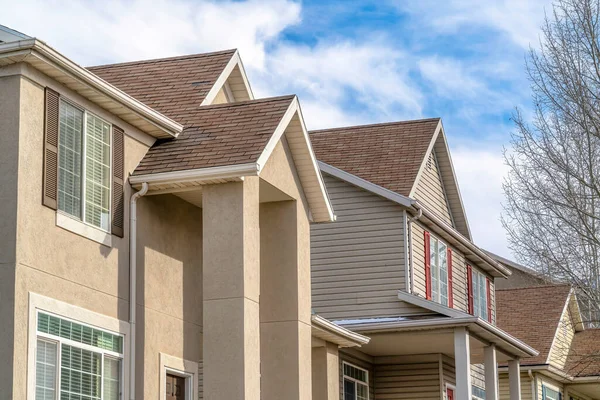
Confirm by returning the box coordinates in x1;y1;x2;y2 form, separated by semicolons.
311;315;370;348
0;39;183;139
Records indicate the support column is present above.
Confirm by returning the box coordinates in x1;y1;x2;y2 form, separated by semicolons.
203;179;261;400
508;359;521;400
484;345;499;400
454;327;472;400
312;342;340;400
260;200;312;400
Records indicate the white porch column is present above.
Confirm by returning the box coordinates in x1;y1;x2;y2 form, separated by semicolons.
484;345;499;400
454;327;472;400
508;359;521;400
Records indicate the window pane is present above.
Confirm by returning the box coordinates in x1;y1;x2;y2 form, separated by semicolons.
357;383;368;400
85;114;111;231
61;344;102;400
58;102;83;219
103;357;121;400
431;238;438;300
344;379;356;400
439;243;448;305
36;339;57;400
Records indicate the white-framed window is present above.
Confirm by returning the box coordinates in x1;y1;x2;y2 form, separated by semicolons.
34;311;124;400
471;269;488;320
159;353;198;400
58;99;112;232
472;385;486;399
542;384;562;400
343;362;369;400
430;235;449;305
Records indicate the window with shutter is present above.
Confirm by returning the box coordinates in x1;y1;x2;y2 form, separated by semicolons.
43;88;60;210
471;268;489;320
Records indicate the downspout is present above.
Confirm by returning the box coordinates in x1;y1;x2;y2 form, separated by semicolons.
407;206;422;294
129;182;148;400
528;369;537;400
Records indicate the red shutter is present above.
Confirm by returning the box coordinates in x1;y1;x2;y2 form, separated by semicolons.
447;248;453;308
486;278;492;323
424;231;432;300
467;265;474;314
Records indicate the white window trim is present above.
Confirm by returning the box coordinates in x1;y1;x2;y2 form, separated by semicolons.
56;212;112;247
471;269;489;320
57;98;113;241
542;381;562;400
445;383;456;400
159;353;198;400
430;233;449;306
343;361;369;400
27;292;130;400
471;384;485;400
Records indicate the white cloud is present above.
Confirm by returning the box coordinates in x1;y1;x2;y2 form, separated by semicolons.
419;56;484;98
451;144;511;257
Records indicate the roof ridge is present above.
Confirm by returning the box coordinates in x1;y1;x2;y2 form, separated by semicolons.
199;95;296;109
496;283;572;292
309;117;441;134
87;49;237;70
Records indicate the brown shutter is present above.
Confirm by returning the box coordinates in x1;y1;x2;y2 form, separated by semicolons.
112;125;125;237
486;278;493;323
43;88;60;210
424;231;432;300
467;264;474;314
447;248;453;308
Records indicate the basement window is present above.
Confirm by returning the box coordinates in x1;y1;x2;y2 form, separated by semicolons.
343;362;369;400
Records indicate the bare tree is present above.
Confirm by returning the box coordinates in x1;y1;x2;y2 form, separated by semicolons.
502;0;600;327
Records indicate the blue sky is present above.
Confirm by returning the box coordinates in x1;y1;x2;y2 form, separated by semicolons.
1;0;552;258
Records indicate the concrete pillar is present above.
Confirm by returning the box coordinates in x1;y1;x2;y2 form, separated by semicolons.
484;345;499;400
454;327;472;400
508;359;521;400
312;342;340;400
202;179;261;400
260;200;312;400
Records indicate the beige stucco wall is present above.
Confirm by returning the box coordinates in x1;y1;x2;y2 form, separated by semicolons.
0;74;21;399
8;68;203;400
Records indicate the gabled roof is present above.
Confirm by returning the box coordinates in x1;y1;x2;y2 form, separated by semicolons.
310;118;440;196
132;96;295;175
88;50;239;123
566;329;600;377
496;284;572;365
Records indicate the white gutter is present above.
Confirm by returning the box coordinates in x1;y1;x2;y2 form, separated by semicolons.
129;163;259;188
311;315;370;347
129;182;148;400
0;39;183;138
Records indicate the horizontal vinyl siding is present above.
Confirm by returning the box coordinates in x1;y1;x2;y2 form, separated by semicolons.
499;373;532;400
312;174;411;320
413;150;453;225
548;307;575;369
374;359;441;400
340;351;374;400
441;355;456;400
471;364;485;390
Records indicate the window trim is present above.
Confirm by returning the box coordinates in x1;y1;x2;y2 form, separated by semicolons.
57;97;113;236
27;293;130;400
429;233;449;306
542;382;562;400
160;353;198;400
342;361;369;400
445;383;456;400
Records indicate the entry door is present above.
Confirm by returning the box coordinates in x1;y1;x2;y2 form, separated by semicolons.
446;387;455;400
166;373;186;400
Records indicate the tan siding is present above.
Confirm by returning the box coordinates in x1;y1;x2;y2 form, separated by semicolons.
339;351;374;400
471;364;485;390
312;174;419;319
413;150;452;225
211;87;228;104
548;306;575;369
441;355;456;400
499;373;533;400
374;357;441;400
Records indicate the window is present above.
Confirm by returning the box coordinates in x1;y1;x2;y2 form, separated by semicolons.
343;362;369;400
58;100;112;232
471;269;488;320
472;385;486;400
35;312;123;400
430;235;449;305
543;385;562;400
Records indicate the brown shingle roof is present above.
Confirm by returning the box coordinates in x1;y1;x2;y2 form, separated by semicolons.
496;284;572;365
565;329;600;377
132;95;295;175
309;118;440;196
88;50;235;124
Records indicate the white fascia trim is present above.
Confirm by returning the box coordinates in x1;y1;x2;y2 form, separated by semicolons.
200;50;254;106
409;119;443;197
129;162;259;188
397;290;470;318
311;314;371;347
256;97;335;222
0;39;183;138
319;161;414;208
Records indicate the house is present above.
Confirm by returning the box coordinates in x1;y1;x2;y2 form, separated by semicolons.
484;251;548;290
0;25;374;400
308;120;540;399
496;285;600;400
